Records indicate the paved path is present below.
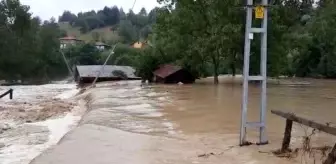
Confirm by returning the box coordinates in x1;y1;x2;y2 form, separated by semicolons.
29;123;216;164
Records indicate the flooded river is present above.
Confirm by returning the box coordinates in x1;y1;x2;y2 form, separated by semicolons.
78;77;336;164
0;83;82;164
1;77;336;164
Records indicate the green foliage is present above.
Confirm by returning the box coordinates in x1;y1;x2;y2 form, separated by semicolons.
0;0;68;82
152;0;336;83
136;47;162;82
294;3;336;78
64;43;102;66
155;0;244;83
58;6;159;44
118;20;137;43
3;0;336;84
99;44;163;82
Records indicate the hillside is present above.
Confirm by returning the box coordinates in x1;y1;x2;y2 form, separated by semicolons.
58;7;156;44
59;22;120;43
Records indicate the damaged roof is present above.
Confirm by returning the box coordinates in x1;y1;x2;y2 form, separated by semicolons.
153;64;182;78
75;65;139;79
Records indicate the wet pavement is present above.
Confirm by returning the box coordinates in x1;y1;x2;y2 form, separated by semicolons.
31;78;336;164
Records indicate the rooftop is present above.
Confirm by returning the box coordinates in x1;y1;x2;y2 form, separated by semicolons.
60;36;83;41
153;64;182;78
75;65;139;79
95;42;111;47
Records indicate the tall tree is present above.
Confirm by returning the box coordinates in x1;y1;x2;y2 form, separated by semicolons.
156;0;242;84
58;11;77;24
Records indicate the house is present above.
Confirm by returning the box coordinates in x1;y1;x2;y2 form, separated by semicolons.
131;41;148;49
153;64;195;84
74;65;140;84
94;42;111;51
132;41;143;49
59;36;84;49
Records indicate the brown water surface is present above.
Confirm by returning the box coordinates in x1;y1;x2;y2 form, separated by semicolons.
81;78;336;164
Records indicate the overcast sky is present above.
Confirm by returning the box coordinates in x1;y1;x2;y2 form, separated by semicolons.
20;0;159;20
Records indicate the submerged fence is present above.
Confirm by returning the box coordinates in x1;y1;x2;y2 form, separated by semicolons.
0;89;13;99
272;110;336;164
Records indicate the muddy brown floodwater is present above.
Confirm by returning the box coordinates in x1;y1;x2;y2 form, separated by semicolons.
153;77;336;163
65;77;335;164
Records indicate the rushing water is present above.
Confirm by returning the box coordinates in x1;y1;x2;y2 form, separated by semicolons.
1;77;336;164
83;78;336;163
0;83;82;164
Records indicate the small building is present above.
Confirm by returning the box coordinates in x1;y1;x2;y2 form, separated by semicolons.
153;64;195;84
60;36;84;49
94;42;111;51
131;41;149;49
74;65;140;84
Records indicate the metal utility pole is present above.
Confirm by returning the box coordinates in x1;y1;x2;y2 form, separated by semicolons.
90;0;136;87
240;0;268;146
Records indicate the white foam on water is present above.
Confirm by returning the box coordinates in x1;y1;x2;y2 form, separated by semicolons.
35;112;81;144
141;112;164;118
113;103;159;114
162;121;176;135
0;83;77;103
131;87;142;91
146;92;166;97
54;88;79;100
0;112;81;164
157;97;167;101
0;82;82;164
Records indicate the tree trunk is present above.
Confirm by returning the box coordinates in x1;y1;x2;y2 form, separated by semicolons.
212;50;220;85
231;53;236;77
231;62;236;77
213;63;219;85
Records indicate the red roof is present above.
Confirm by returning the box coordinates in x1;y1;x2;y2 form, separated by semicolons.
59;36;82;41
153;64;182;78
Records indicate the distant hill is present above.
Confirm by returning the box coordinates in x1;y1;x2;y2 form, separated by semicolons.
58;22;120;43
57;7;157;44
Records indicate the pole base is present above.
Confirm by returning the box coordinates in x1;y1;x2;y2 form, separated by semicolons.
240;141;253;147
256;141;269;145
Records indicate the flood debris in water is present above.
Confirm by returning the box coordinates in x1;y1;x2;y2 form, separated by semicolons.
198;152;216;158
197;146;235;158
268;127;333;163
0;99;75;123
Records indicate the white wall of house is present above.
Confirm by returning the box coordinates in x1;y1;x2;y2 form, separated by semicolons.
96;45;105;50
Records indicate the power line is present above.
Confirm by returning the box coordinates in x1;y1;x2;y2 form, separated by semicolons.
90;0;138;87
131;0;137;13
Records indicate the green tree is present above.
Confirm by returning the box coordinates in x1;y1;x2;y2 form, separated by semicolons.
65;43;102;66
156;0;243;84
118;20;137;43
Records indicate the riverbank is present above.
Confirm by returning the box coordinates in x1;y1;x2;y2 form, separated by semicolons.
30;80;335;164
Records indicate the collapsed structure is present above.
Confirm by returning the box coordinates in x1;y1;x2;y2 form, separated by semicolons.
74;65;140;84
153;64;195;84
